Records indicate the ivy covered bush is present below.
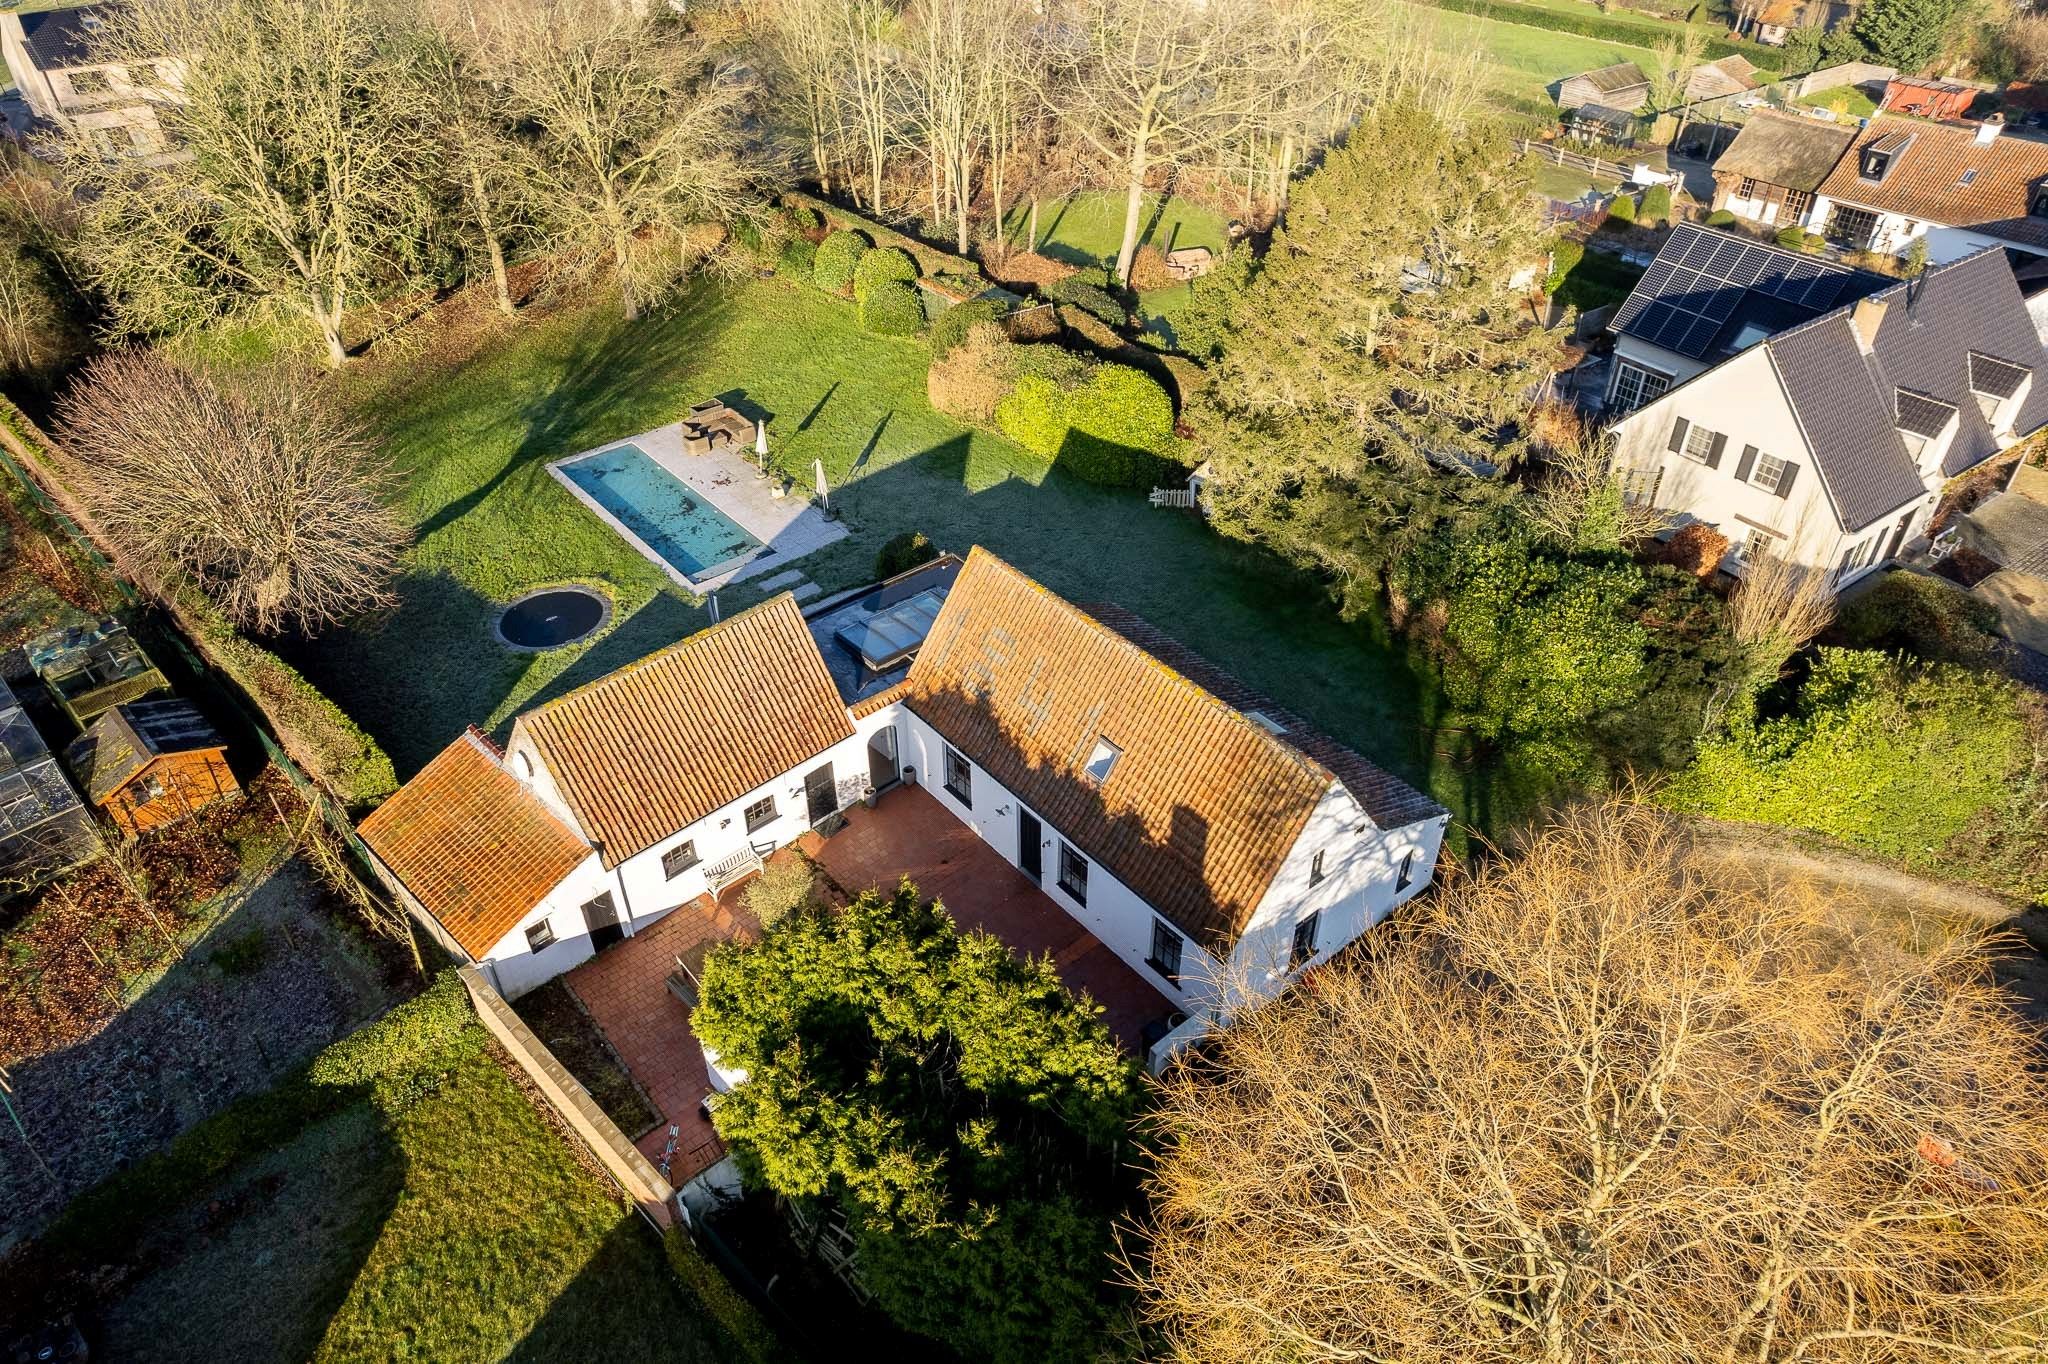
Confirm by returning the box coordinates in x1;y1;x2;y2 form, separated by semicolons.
1833;571;2002;666
812;228;871;294
1639;184;1672;227
852;245;918;304
1544;237;1584;296
777;235;817;278
1605;193;1637;226
929;297;1005;358
1664;648;2040;891
859;278;924;335
1047;276;1125;327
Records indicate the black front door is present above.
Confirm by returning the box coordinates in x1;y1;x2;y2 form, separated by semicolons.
582;891;623;950
1884;511;1914;563
1018;809;1042;884
805;761;837;825
867;725;900;792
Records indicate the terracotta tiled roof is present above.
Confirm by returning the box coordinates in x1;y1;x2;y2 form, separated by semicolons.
851;680;909;719
905;549;1344;953
1818;117;2048;249
359;730;591;957
516;594;854;867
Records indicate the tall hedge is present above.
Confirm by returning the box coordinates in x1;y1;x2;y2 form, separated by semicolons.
1047;277;1125;328
813;229;871;295
853;246;918;304
994;358;1173;487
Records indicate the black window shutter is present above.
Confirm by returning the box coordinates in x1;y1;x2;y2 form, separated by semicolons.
1774;462;1798;499
1667;416;1691;453
1704;432;1727;469
1734;445;1757;482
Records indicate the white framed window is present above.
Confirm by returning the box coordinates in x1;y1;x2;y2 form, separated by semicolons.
1148;918;1184;985
1682;424;1719;464
1735;525;1781;567
942;744;972;806
1748;452;1792;494
526;918;556;953
1057;840;1088;905
1612;362;1671;414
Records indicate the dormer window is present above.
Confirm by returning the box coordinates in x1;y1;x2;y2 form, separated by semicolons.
1968;352;2031;431
1895;389;1957;468
1082;737;1121;784
1861;149;1890;179
2032;183;2048;219
1859;132;1912;183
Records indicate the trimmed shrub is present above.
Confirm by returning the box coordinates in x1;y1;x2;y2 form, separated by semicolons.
779;201;823;237
928;297;1004;358
1704;208;1738;227
1047;276;1125;327
813;229;871;294
1835;570;2003;666
927;322;1020;425
777;235;817;279
996;372;1072;460
1545;237;1585;295
1063;364;1174;487
1639;184;1672;227
859;279;924;336
853;246;918;304
1774;223;1807;249
1604;193;1637;226
876;530;940;580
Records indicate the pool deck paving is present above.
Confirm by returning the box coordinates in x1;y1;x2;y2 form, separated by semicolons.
549;421;848;594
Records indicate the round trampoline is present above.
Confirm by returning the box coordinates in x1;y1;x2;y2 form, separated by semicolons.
494;585;610;651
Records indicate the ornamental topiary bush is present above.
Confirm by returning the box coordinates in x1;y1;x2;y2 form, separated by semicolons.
1604;193;1637;226
859;279;924;335
876;529;940;579
778;235;817;279
1047;276;1125;327
853;246;918;304
928;298;1004;358
1061;364;1174;487
1639;184;1672;227
996;372;1071;459
813;229;871;294
1704;208;1737;227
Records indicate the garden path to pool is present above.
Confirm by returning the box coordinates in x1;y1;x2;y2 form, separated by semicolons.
549;422;848;593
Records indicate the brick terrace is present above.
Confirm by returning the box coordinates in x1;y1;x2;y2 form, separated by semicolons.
811;784;1177;1050
564;893;757;1185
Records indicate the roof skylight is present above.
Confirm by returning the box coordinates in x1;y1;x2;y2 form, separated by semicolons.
1083;737;1122;784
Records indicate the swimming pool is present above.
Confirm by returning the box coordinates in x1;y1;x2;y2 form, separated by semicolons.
557;443;765;582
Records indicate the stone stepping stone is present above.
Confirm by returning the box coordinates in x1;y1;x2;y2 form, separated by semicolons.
790;581;822;603
756;568;809;591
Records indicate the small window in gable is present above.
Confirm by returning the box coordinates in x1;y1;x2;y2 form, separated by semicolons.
1082;737;1121;784
1290;911;1320;969
1310;849;1327;885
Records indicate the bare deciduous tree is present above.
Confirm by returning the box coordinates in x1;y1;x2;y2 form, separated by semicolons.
1044;0;1278;285
1135;800;2048;1364
750;0;859;194
65;0;434;365
406;0;528;316
1527;405;1671;552
502;0;760;319
56;351;409;633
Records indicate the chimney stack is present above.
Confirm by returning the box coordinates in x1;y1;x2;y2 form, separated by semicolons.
1851;296;1889;353
1976;113;2005;146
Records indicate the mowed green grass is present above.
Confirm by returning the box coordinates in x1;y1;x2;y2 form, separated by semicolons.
280;274;1471;825
47;985;729;1364
1402;3;1655;119
1001;189;1232;272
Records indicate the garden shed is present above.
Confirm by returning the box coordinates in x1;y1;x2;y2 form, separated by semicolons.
26;619;169;727
65;697;239;836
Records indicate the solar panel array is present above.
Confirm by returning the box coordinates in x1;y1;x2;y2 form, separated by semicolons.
1613;227;1858;360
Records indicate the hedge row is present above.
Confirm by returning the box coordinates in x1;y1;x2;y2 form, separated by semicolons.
992;348;1176;488
661;1227;785;1363
0;395;398;807
781;189;979;280
1417;0;1775;67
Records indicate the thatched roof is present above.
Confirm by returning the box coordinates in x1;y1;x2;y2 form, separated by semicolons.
1714;112;1855;191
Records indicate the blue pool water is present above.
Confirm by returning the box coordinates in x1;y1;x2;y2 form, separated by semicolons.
559;444;764;580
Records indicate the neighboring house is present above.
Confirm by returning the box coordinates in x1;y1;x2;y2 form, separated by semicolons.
1607;225;2048;590
361;549;1449;1069
65;698;238;837
0;676;98;890
1747;0;1858;45
1881;77;1978;121
1558;61;1650;114
26;619;168;728
1711;111;1855;229
1806;115;2048;262
0;3;182;159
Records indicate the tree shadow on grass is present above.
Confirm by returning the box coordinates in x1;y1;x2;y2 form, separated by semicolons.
504;1216;726;1364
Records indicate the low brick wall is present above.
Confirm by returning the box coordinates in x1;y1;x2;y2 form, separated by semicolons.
459;965;677;1228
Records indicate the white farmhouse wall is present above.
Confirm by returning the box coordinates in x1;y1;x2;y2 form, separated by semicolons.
1227;783;1447;1012
475;852;614;999
896;708;1223;1017
1802;195;2048;265
1721;186;1786;228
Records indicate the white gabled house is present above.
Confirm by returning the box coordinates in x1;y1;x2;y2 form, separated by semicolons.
1604;226;2048;590
360;548;1449;1069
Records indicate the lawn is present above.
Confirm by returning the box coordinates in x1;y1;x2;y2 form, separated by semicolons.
16;977;737;1363
1529;161;1623;202
1401;3;1657;120
1795;85;1878;118
1001;188;1232;273
277;273;1478;826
